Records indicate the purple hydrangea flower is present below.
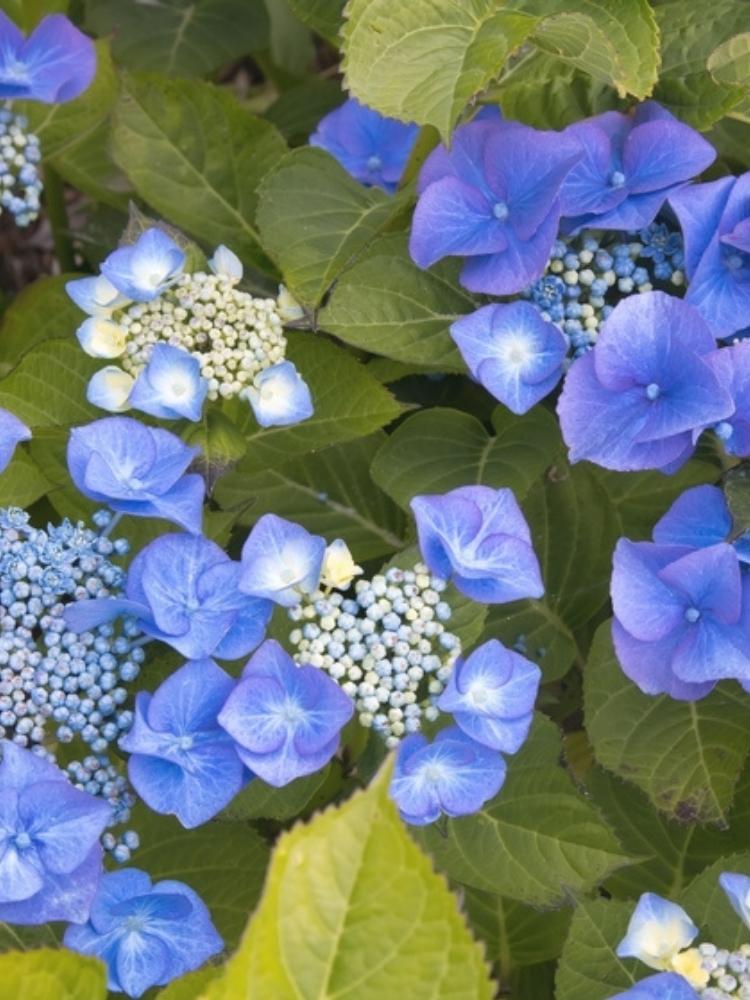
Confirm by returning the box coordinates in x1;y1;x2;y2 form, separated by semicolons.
615;892;698;970
450;301;568;414
558;292;733;472
719;872;750;929
239;514;326;607
119;659;246;828
309;98;418;192
437;639;540;752
67;417;205;534
410;485;543;604
128;344;208;423
0;408;30;472
101;228;185;303
707;341;750;456
64;533;272;661
409;115;582;295
560;101;715;234
389;726;506;826
63;868;223;998
611;539;750;698
0;12;96;104
0;741;110;925
244;360;314;428
217;640;354;786
611;973;700;1000
670;173;750;338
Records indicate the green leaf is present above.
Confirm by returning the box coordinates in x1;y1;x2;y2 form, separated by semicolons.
556;897;640;1000
264;79;343;146
0;274;84;376
0;449;52;509
319;234;473;369
287;0;344;45
679;852;750;950
708;32;750;86
414;715;632;906
341;0;537;139
255;147;409;309
584;622;750;825
0;948;107;999
724;461;750;536
0;340;97;428
265;0;315;75
202;759;495;999
214;432;407;560
371;406;560;509
464;889;572;970
112;75;287;272
156;967;222;1000
220;767;332;822
84;0;270;77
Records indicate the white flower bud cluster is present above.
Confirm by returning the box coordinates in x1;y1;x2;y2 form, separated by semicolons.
0;110;42;227
700;943;750;998
288;564;461;748
116;272;287;401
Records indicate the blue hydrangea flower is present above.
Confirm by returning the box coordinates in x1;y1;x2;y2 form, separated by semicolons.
66;275;130;316
670;173;750;337
611;973;700;1000
436;639;540;752
409;116;582;295
611;539;750;698
101;228;185;303
652;485;734;552
239;514;326;607
63;868;223;998
707;341;750;456
450;301;567;414
616;893;698;971
128;344;208;422
119;659;245;828
64;533;272;661
217;639;354;786
244;360;313;427
0;741;110;924
86;367;135;413
719;872;750;929
0;408;29;472
309;98;418;192
389;726;506;826
67;417;205;534
0;12;96;103
560;101;715;234
558;292;733;472
410;485;543;603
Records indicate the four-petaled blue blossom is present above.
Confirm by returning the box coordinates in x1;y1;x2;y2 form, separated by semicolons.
616;893;698;971
310;98;418;193
217;639;354;786
63;867;223;998
436;639;540;752
244;360;313;428
611;973;700;1000
0;741;110;924
670;172;750;338
450;301;567;414
410;485;543;603
128;344;208;422
64;533;272;660
119;659;245;828
101;228;185;303
558;292;733;472
719;872;750;930
560;101;715;234
410;116;582;295
0;407;30;472
389;726;506;826
67;417;205;534
239;514;326;607
0;12;96;103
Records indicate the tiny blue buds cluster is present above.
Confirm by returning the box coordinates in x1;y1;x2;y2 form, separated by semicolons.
0;110;42;226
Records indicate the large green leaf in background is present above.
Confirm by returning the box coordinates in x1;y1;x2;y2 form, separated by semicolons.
0;341;97;428
0;948;106;1000
287;0;344;45
0;275;83;376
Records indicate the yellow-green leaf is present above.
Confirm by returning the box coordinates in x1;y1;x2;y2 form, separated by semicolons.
0;948;107;1000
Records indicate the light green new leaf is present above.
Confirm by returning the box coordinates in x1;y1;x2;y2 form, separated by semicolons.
0;340;97;428
708;32;750;86
584;623;750;825
156;967;222;1000
112;75;288;272
556;898;641;1000
0;274;83;376
415;715;632;906
319;234;473;370
0;948;107;1000
202;759;495;999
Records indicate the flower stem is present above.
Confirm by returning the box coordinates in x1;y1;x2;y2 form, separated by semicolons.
43;165;76;273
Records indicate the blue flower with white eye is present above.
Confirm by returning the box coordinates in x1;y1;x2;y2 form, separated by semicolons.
610;973;700;1000
560;101;715;234
86;367;135;413
0;12;96;103
389;726;506;826
66;275;130;316
616;893;698;971
719;872;750;929
310;98;418;193
558;292;733;472
239;513;326;607
63;868;223;998
244;361;313;428
0;408;30;472
0;741;110;925
410;115;582;295
217;639;354;786
101;228;185;303
67;417;205;534
128;344;208;422
450;301;567;414
410;485;543;604
437;639;540;753
119;659;245;828
706;341;750;456
64;533;273;661
670;172;750;338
